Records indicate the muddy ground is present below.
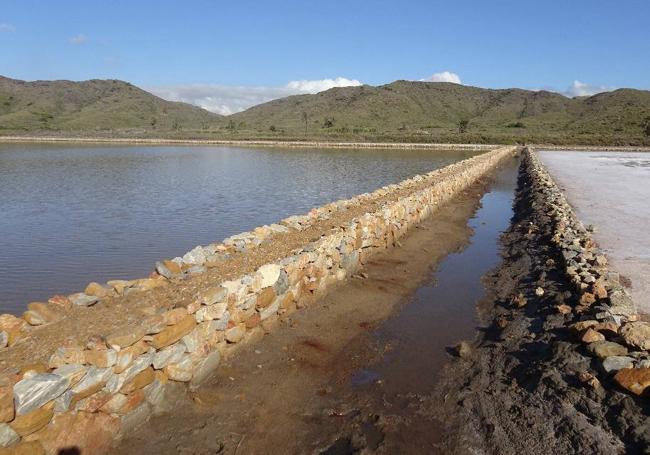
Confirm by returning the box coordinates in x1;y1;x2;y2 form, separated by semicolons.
437;158;650;454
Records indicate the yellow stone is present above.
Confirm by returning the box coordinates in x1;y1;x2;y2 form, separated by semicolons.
9;404;54;437
151;315;196;349
0;441;45;455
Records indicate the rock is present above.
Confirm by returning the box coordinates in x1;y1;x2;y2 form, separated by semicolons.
161;308;188;325
142;314;166;335
52;364;86;386
225;324;246;343
84;282;111;298
165;356;193;382
0;315;26;346
602;356;634;373
511;293;527;308
455;341;472;359
9;404;53;436
68;293;99;307
151;315;196;349
579;292;596;307
614;367;650;396
22;310;46;326
24;302;65;325
106;280;133;295
256;287;277;309
155;260;182;279
0;440;45;454
620;321;650;350
143;379;168;413
593;282;608;299
195;302;227;322
581;328;605;343
13;373;69;415
535;287;544;297
105;353;153;394
71;367;113;403
153;344;186;370
33;411;119;454
0;423;20;447
258;264;281;288
556;304;572;314
106;326;146;349
0;387;14;423
48;344;85;368
274;270;289;295
200;286;227;305
84;349;117;368
182;246;207;265
53;390;73;412
0;332;7;348
189;351;221;390
121;367;155;394
47;295;72;310
119;402;151;435
245;313;261;329
259;298;280;321
587;340;628;359
211;312;230;331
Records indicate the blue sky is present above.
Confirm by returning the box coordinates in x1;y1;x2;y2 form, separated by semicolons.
1;0;649;113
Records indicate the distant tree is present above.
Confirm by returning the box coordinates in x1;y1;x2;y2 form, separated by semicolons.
150;117;157;128
302;111;309;134
644;117;650;137
269;125;277;132
458;119;469;134
226;119;236;131
323;117;334;128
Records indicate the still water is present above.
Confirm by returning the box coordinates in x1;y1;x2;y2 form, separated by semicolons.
0;144;479;314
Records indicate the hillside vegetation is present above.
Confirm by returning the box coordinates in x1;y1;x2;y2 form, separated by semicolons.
1;76;649;145
0;76;220;134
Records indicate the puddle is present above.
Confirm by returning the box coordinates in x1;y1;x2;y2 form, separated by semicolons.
354;157;519;396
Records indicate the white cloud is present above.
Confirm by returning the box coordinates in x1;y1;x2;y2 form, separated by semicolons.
149;77;363;115
562;80;615;97
0;23;15;32
420;71;462;84
286;77;362;93
69;34;87;44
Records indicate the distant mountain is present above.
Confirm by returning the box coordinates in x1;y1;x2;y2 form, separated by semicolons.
0;76;221;134
1;76;649;145
231;81;650;145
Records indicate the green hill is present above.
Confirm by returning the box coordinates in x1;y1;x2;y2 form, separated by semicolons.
0;76;221;135
230;81;650;145
1;76;649;145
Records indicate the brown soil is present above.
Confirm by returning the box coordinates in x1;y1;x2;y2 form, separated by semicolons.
109;174;492;454
0;152;493;373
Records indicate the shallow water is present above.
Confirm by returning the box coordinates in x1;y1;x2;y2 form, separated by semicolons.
354;156;519;395
0;143;479;314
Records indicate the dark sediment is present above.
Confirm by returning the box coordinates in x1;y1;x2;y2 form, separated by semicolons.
437;150;650;454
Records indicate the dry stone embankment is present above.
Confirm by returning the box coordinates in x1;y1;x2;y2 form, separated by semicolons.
0;146;515;454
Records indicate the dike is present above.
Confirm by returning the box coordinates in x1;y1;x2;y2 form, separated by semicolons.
0;146;516;453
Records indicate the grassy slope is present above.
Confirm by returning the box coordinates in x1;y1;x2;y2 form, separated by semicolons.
1;76;649;145
0;76;221;134
230;81;650;145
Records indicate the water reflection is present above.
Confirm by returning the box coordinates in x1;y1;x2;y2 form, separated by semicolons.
0;144;479;313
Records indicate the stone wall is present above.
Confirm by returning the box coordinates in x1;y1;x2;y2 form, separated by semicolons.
0;146;516;454
522;148;650;396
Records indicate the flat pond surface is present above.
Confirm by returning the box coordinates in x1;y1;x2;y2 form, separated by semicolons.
539;150;650;313
0;144;478;313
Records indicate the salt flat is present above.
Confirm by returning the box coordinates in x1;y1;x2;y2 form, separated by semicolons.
539;150;650;314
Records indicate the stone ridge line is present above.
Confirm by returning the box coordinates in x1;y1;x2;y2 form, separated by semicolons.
0;146;515;454
523;148;650;397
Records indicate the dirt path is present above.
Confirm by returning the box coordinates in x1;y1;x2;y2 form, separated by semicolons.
110;164;507;454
